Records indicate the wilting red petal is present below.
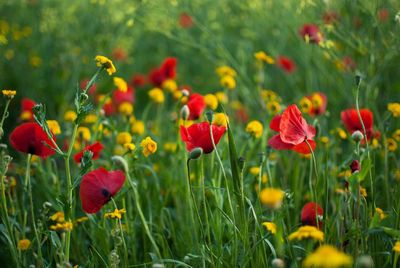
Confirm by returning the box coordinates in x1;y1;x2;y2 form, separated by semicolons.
180;122;226;154
74;142;104;163
280;104;315;145
270;115;282;132
301;202;323;228
291;140;316;154
79;168;125;214
268;134;294;150
187;93;206;120
9;122;56;158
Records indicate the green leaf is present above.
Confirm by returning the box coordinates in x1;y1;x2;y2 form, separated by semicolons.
358;158;372;182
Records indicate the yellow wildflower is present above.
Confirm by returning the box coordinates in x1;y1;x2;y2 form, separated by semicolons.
359;186;367;198
386;138;397;152
311;93;323;109
254;51;275;64
75;216;89;224
393;241;400;253
95;55;116;75
148;88;165;104
64;110;77;122
204;94;219;110
319;136;330;145
371;138;379;149
220;75;236;90
246;120;263;138
393;129;400;141
18;239;31;250
388;103;400;117
303;245;352;268
216;66;237;77
116;132;132;145
375;208;388;220
50;221;73;232
178;118;193;128
395;169;400;182
259;188;284;209
131;120;145;135
140;136;157;157
46;120;61;135
249;167;260;176
336;128;347;140
30;56;42;67
262;222;277;234
173;90;183;100
266;101;281;115
113;77;127;92
163;142;177;153
84;114;98;124
261;90;278;102
215;91;228;104
162;79;178;93
104;208;126;219
300;97;312;113
124;143;136;151
50;211;65;223
77;127;91;142
2;89;16;98
212;113;228;127
288;226;324;242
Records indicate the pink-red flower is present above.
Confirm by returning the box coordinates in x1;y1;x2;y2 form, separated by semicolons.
187;93;206;120
130;73;147;87
80;79;97;95
74;142;104;163
180;122;226;154
299;23;323;44
301;202;324;229
268;104;316;154
277;56;296;74
9;122;56;158
79;168;125;214
113;86;135;106
179;12;194;28
340;108;379;140
20;98;36;121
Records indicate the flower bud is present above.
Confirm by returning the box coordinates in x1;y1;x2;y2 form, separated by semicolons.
111;155;129;173
181;89;190;97
238;156;245;171
271;258;285;268
355;74;362;87
352;130;364;142
205;110;214;124
350;160;361;174
356;255;374;268
189;147;203;160
180;105;190;120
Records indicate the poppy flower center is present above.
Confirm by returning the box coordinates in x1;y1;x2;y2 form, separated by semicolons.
101;188;111;198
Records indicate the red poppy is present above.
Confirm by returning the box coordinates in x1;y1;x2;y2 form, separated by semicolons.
305;92;328;116
74;142;104;163
301;202;323;229
102;101;116;116
148;57;178;86
187;93;206;120
299;23;322;44
112;48;127;61
112;86;135;106
80;79;97;95
277;56;296;74
180;122;226;154
268;104;316;154
20;98;36;121
342;56;356;72
322;11;339;25
350;160;361;174
9;122;56;158
79;168;126;214
378;8;389;22
130;73;147;87
340;108;378;140
179;12;194;28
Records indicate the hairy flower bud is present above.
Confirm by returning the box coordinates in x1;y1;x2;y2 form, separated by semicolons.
189;147;203;160
352;130;364;142
180;105;190;120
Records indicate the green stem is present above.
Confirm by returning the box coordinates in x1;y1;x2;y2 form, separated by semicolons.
64;123;78;263
0;99;11;135
127;173;161;259
305;140;318;203
111;198;128;268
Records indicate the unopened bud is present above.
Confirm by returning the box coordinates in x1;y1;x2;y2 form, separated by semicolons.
181;89;190;97
352;130;364;142
271;258;285;268
355;74;362;87
205;110;214;124
350;160;361;174
356;255;374;268
238;156;245;171
111;155;129;173
180;105;190;120
189;147;203;160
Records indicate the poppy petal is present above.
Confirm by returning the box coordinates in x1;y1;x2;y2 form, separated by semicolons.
270;115;281;132
268;134;294;150
291;140;316;154
280;104;308;145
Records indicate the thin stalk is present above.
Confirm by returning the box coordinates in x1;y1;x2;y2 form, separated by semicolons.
305;140;318;203
0;99;11;132
126;173;161;258
111;198;128;268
